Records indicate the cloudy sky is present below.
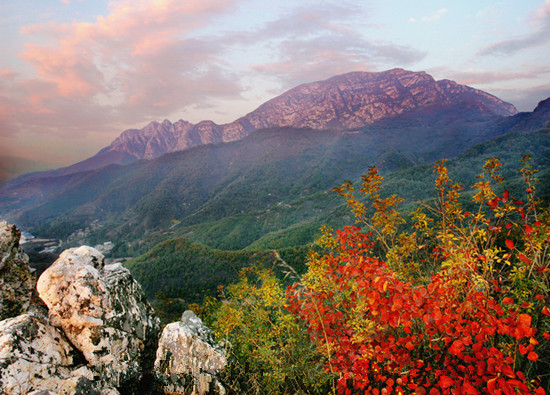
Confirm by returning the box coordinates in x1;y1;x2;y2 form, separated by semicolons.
1;0;550;165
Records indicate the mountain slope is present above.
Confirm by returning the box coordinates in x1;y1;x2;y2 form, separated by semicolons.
4;98;543;246
9;69;516;181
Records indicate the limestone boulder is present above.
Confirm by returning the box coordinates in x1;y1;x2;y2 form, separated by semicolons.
155;310;227;394
0;313;95;394
36;246;161;389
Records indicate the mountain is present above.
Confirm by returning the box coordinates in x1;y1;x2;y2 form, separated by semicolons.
2;96;546;248
10;69;516;183
0;156;59;185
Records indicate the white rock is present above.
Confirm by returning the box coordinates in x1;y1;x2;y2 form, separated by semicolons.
0;314;94;395
155;310;227;394
37;246;161;389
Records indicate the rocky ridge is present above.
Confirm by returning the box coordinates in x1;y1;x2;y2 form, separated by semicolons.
0;221;226;394
100;69;517;163
16;69;516;180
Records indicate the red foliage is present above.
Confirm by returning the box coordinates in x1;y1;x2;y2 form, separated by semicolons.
287;225;546;394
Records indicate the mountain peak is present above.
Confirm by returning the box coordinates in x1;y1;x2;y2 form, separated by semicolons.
534;97;550;113
244;69;516;131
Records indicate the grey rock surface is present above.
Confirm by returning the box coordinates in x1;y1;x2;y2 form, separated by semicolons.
0;313;95;394
0;221;44;320
155;310;227;394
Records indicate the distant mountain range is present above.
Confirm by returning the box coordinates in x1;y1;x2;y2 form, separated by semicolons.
9;69;517;183
1;69;549;262
0;156;58;185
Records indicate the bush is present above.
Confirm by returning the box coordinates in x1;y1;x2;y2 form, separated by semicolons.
215;157;549;394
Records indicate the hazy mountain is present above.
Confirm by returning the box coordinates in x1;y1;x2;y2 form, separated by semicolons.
3;95;546;246
9;69;516;183
0;156;59;185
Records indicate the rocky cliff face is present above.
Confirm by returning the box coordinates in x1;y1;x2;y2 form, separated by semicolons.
20;69;516;179
244;69;516;131
0;221;43;320
0;223;226;395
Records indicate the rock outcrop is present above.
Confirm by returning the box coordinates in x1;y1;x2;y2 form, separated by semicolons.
0;313;97;394
0;223;229;394
36;246;161;390
155;310;227;395
0;221;43;320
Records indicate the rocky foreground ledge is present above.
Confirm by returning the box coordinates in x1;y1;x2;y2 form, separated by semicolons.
0;221;226;395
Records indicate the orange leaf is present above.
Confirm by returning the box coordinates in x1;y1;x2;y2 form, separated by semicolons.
505;239;515;250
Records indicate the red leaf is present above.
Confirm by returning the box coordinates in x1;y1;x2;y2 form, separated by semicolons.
528;351;539;361
505;239;515;250
519;344;528;355
487;377;497;392
542;306;550;317
502;297;513;305
524;224;534;234
543;332;550;340
438;375;454;389
518;313;532;330
518;253;533;264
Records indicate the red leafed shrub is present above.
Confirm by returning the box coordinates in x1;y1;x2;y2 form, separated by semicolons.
287;157;549;394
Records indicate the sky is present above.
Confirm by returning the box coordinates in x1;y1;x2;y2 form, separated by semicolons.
1;0;550;166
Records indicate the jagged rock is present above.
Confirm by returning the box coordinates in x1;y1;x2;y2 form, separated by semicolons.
0;313;95;394
0;221;44;320
36;246;161;390
155;310;227;395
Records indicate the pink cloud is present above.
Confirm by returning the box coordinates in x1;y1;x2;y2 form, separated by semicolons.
5;0;245;148
233;4;425;88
